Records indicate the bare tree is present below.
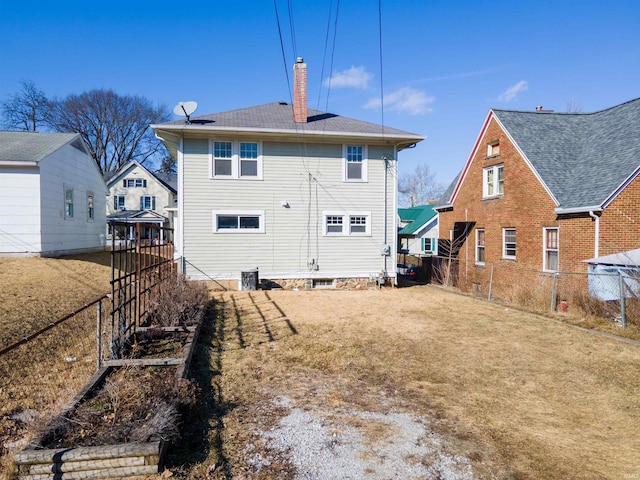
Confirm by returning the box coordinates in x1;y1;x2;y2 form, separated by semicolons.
1;80;50;131
47;89;171;174
565;97;583;113
398;162;445;207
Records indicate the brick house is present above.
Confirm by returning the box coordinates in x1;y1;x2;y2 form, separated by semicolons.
436;97;640;278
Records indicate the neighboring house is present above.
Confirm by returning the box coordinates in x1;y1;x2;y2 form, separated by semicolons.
0;131;108;256
436;97;640;276
152;59;424;288
104;160;177;241
398;204;438;256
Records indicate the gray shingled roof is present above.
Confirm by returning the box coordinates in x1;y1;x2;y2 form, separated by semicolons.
154;102;424;147
0;131;83;163
493;98;640;210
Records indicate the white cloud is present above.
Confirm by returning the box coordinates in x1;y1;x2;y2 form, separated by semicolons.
364;87;434;115
324;66;371;89
498;80;528;102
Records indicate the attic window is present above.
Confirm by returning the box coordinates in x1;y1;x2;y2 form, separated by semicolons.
487;141;500;157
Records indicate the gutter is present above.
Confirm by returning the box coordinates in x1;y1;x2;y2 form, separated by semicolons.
589;210;600;258
554;206;602;215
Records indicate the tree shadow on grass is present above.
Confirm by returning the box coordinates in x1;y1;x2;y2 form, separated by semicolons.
163;298;237;478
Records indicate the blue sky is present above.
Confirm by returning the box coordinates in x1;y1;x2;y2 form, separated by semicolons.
1;0;639;185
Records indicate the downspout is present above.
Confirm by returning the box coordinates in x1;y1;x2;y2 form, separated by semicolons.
589;210;600;258
383;155;389;276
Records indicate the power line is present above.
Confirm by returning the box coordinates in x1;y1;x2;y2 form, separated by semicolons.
273;0;292;103
378;0;385;136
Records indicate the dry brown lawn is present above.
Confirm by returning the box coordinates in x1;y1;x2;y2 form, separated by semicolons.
2;254;640;479
0;252;111;348
171;288;640;479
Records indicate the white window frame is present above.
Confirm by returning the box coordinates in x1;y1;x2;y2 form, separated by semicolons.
64;186;74;219
210;140;262;179
483;164;504;198
213;210;265;233
140;195;156;210
343;145;368;182
114;195;126;210
502;228;516;260
323;211;371;236
87;192;94;221
421;237;436;254
543;227;559;272
475;228;485;265
124;178;147;188
487;141;500;157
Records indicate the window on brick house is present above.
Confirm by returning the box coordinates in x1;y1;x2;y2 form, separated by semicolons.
476;229;485;264
483;164;504;198
543;227;559;271
503;228;516;259
487;141;500;156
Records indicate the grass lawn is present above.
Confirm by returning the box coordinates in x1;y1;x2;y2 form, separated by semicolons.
2;254;639;479
171;288;640;479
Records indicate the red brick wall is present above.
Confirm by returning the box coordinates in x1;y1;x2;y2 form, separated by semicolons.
439;116;596;273
599;175;640;255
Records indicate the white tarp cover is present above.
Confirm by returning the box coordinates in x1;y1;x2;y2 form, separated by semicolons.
584;249;640;301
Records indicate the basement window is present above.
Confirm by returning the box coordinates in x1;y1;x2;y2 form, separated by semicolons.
312;279;334;289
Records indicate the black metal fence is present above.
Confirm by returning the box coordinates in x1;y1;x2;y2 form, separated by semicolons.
106;221;175;360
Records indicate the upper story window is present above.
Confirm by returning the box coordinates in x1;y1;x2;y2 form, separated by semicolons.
213;141;233;176
212;140;262;179
483;164;504;198
503;228;516;259
476;229;485;264
64;187;74;219
114;195;126;210
324;211;371;236
123;178;147;188
87;193;94;221
487;141;500;157
140;195;156;210
213;210;265;233
543;227;559;271
344;145;368;182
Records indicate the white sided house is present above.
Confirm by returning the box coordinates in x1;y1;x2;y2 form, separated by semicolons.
0;131;108;256
105;160;177;241
152;59;424;289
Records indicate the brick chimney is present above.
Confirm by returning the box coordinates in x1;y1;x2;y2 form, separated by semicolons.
293;57;307;123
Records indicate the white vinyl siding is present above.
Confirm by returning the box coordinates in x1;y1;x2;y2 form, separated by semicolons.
0;137;107;256
181;139;395;279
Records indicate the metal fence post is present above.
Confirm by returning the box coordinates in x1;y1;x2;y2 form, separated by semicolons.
96;299;102;370
488;263;494;301
550;272;558;313
619;272;626;328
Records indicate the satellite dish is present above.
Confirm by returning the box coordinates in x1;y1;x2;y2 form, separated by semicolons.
173;101;198;124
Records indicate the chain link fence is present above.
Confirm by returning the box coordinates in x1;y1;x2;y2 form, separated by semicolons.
0;222;176;470
430;256;639;328
0;296;109;459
